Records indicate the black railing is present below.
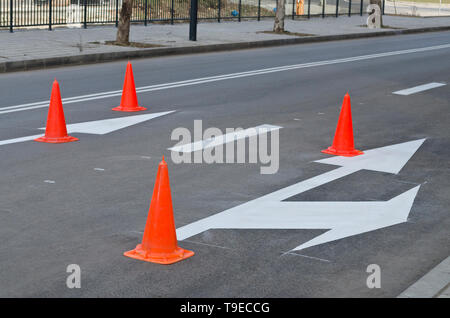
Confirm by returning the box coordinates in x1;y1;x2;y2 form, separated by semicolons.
0;0;377;31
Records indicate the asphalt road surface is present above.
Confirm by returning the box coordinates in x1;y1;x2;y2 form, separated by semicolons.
0;31;449;297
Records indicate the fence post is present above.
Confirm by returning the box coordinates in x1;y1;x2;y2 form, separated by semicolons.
348;0;351;16
84;0;87;28
307;0;310;18
218;0;221;22
171;0;174;25
49;0;52;30
144;0;148;25
336;0;339;17
115;0;119;27
322;0;325;18
360;0;363;15
9;0;13;32
189;0;198;41
257;0;261;21
238;0;241;22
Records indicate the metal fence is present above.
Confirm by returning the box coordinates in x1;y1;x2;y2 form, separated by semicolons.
1;0;379;31
384;0;450;17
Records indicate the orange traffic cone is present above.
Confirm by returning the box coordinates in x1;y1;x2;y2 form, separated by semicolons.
35;80;78;144
321;93;363;157
124;157;194;265
112;62;147;112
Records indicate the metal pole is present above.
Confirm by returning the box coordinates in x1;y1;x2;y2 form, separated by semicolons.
322;0;325;18
218;0;221;22
238;0;241;22
84;0;87;28
189;0;198;41
336;0;339;17
49;0;52;30
382;0;385;14
9;0;13;32
144;0;148;25
292;0;295;20
257;0;261;21
171;0;174;25
348;0;351;16
307;0;311;18
115;0;119;27
360;0;363;15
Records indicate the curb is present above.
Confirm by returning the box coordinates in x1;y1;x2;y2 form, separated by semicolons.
1;25;449;73
398;256;450;298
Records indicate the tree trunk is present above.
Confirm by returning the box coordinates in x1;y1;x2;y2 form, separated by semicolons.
116;0;133;45
370;0;383;26
273;0;286;33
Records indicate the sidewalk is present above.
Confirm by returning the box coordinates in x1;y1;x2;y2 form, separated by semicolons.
398;256;450;298
0;15;449;72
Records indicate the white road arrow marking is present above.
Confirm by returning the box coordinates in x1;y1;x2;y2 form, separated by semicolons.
168;124;282;153
62;111;174;135
176;139;426;251
0;111;174;146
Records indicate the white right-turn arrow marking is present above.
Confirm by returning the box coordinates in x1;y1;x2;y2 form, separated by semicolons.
176;139;426;251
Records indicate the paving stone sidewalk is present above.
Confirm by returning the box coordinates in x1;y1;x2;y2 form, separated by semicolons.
0;15;449;64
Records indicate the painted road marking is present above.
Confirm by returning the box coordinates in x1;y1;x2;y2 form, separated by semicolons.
64;111;174;134
0;134;43;146
0;111;174;147
176;139;425;251
393;82;446;95
2;44;450;115
168;124;282;153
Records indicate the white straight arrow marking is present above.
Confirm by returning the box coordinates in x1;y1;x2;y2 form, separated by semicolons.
0;134;44;146
168;124;282;153
0;111;174;146
64;111;174;135
176;139;426;251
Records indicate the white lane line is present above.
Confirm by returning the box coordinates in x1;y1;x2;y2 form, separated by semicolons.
168;124;282;153
2;43;450;115
393;82;446;95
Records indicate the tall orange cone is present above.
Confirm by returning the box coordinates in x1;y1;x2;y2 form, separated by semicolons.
321;93;363;157
112;62;147;112
124;157;194;265
35;80;78;144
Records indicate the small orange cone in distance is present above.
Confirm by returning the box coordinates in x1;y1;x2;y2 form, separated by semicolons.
35;80;78;144
112;62;147;112
124;157;194;265
321;93;363;157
